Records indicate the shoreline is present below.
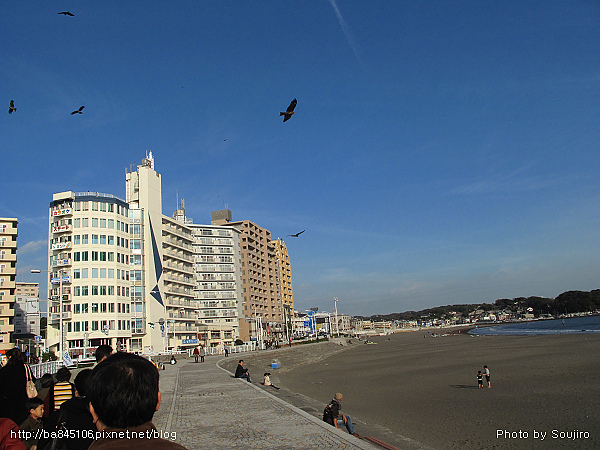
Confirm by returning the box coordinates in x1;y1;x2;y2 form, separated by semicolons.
223;330;600;449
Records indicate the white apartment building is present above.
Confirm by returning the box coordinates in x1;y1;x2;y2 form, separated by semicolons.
46;191;132;358
186;221;243;349
0;218;18;352
14;282;41;337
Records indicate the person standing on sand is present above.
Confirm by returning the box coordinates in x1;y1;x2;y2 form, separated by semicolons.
477;370;483;389
199;346;205;363
484;365;491;388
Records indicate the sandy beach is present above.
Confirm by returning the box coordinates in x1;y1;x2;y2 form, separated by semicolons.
221;330;600;449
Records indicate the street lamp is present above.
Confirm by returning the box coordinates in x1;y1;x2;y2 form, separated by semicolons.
31;268;65;362
334;297;339;337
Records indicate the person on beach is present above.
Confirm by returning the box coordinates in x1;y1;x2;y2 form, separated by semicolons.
199;346;205;363
262;373;279;390
483;365;491;388
234;360;251;382
87;352;187;449
322;393;359;437
477;370;483;389
193;347;200;363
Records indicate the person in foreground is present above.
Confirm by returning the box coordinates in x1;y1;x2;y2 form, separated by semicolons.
322;393;359;437
86;353;187;449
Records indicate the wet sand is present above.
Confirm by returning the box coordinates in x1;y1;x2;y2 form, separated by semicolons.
222;331;600;449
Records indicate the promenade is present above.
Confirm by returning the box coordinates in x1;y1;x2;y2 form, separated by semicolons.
152;355;379;450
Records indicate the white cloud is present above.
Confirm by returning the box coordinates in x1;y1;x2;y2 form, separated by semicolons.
18;240;47;255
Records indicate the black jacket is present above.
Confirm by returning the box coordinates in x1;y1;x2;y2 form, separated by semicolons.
39;397;96;450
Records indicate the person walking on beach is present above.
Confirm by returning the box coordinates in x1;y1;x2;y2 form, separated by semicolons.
477;370;483;389
322;393;359;437
483;365;491;388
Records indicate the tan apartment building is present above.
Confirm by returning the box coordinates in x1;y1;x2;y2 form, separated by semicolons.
0;218;18;353
211;210;284;342
15;282;39;298
272;238;294;338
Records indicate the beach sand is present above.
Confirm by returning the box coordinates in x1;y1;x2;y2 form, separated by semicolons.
221;330;600;449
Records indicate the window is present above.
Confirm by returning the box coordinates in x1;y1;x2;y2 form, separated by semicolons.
74;202;81;211
100;252;106;261
74;304;80;314
108;285;114;295
74;235;81;245
92;286;98;295
73;252;80;262
92;235;98;245
82;303;88;313
91;303;98;313
92;202;98;211
82;234;88;245
81;268;88;278
100;219;106;228
81;251;88;261
74;219;80;228
107;219;114;229
73;269;81;279
73;286;80;296
82;286;88;296
100;269;106;278
99;203;107;212
108;269;114;278
92;251;99;261
92;268;98;278
100;235;106;245
100;303;107;313
82;218;89;227
92;321;98;331
109;303;115;313
92;218;98;227
108;236;114;245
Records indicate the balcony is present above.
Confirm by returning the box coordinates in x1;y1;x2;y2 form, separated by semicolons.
52;242;73;251
50;312;72;323
52;224;72;234
52;259;72;267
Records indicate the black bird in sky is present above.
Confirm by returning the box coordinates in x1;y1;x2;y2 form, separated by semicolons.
58;11;74;16
280;98;297;122
71;106;85;115
287;230;305;238
8;100;16;114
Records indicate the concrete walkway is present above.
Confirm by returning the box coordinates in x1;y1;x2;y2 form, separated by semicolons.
152;355;378;450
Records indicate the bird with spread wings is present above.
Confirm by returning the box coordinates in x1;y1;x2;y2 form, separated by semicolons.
287;230;305;238
280;98;297;122
8;100;16;114
58;11;74;16
71;106;85;115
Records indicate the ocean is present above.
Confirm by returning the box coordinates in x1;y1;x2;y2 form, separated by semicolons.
469;315;600;336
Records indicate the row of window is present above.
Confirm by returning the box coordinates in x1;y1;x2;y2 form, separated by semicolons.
66;319;131;332
71;235;129;247
73;201;128;216
72;285;130;297
73;268;131;281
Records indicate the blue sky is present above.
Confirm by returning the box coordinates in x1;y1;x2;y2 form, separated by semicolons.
2;1;599;316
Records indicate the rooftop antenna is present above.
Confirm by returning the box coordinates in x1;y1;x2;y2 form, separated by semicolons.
176;189;179;213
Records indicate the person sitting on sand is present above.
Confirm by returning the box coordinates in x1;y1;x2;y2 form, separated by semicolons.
483;365;491;388
322;393;359;437
262;372;280;390
234;360;251;383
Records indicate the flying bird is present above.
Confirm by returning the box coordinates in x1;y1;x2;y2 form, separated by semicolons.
71;106;85;115
287;230;305;237
280;98;297;122
8;100;16;114
58;11;74;16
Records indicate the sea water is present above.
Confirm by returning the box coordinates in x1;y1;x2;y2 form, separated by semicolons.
469;315;600;336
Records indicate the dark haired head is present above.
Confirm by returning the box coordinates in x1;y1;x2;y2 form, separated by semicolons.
40;373;55;388
26;397;44;412
5;347;24;365
74;369;92;397
95;345;113;363
87;353;160;428
238;360;243;364
55;367;72;382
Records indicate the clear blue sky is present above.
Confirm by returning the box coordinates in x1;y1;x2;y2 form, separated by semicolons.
2;1;599;316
